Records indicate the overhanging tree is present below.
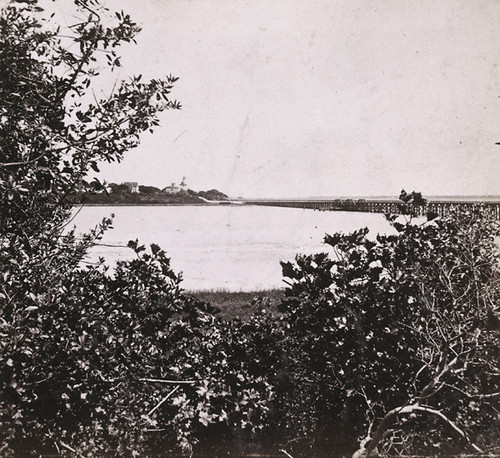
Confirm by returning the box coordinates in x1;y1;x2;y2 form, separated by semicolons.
0;0;185;454
0;0;181;303
0;0;180;238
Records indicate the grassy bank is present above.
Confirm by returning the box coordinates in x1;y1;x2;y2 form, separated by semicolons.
189;288;283;320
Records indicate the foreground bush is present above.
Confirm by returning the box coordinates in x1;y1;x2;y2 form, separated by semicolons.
1;238;277;456
277;208;500;456
3;204;499;457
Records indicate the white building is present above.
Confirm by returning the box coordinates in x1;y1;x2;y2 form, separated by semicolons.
163;178;187;194
163;183;180;194
122;182;139;193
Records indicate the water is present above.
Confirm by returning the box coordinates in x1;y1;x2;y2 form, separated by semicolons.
70;205;396;291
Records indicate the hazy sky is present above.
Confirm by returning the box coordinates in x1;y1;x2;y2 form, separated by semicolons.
37;1;500;196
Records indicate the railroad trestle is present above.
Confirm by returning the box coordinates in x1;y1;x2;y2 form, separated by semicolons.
245;199;500;219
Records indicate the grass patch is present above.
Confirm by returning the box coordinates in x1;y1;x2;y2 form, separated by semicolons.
189;288;284;320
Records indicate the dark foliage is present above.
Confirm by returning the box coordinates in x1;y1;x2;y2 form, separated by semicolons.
138;185;162;195
0;2;273;455
278;207;500;456
196;189;229;201
1;1;499;456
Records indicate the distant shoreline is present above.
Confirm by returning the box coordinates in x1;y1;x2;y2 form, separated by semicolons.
76;196;500;207
80;202;221;207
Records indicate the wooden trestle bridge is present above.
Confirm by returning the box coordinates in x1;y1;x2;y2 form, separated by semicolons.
244;199;500;219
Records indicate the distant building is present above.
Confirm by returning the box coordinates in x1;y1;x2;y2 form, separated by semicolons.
163;182;180;194
122;182;139;193
163;178;187;194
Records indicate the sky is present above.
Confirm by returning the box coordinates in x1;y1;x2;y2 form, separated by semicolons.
23;0;500;197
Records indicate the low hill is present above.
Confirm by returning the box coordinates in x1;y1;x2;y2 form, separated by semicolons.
79;187;230;205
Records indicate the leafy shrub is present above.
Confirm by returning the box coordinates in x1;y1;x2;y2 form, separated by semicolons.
277;208;500;456
0;238;279;456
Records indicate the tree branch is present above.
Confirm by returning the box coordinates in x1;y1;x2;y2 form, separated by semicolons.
140;378;196;384
412;406;483;454
353;403;484;458
444;383;500;400
0;150;50;168
74;0;102;20
146;385;180;418
60;441;84;457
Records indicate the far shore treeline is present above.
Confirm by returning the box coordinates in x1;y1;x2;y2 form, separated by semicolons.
78;182;230;205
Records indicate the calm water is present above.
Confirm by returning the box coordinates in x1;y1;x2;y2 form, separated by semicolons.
71;205;396;291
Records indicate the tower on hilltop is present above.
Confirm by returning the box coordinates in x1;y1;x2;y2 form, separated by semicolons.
179;176;187;192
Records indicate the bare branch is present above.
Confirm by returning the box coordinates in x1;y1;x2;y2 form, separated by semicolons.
60;441;84;457
146;385;180;418
140;378;196;385
444;383;500;400
412;406;483;454
354;402;484;458
0;150;50;168
417;355;457;403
